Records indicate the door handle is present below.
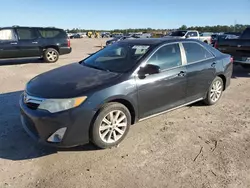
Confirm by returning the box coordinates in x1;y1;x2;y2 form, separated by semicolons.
211;62;216;67
10;42;17;45
178;71;186;77
32;42;38;44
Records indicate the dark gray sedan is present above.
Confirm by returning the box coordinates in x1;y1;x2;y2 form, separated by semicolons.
20;38;233;149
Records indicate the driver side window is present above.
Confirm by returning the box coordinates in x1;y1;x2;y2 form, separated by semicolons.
147;43;182;70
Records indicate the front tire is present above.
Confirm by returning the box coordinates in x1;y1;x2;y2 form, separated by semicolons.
91;103;131;149
43;48;59;63
204;76;224;105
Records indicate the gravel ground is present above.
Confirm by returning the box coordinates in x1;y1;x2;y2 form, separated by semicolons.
0;38;250;188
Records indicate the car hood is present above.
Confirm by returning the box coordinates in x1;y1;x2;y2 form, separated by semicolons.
26;63;122;98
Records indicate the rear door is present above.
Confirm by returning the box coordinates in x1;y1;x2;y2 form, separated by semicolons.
15;28;40;57
0;28;19;58
181;42;216;102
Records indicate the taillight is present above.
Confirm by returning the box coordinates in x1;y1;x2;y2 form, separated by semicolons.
67;38;70;47
214;41;218;48
230;57;234;63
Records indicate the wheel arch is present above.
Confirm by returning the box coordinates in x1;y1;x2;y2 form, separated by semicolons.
94;96;138;125
216;74;226;90
43;45;60;53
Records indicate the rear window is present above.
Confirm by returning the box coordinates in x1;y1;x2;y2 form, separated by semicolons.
183;42;214;64
38;29;67;38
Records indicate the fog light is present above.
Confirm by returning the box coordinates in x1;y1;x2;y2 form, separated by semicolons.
47;127;67;143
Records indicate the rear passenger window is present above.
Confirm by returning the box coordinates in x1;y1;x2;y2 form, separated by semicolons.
0;29;15;40
38;29;64;38
16;28;37;40
182;43;213;64
147;44;182;70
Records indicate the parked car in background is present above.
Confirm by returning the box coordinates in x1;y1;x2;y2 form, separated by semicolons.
70;33;87;39
101;32;111;38
213;34;240;47
106;35;135;46
133;32;152;38
70;33;83;39
216;27;250;68
165;30;213;44
20;38;233;149
111;33;123;38
0;26;71;63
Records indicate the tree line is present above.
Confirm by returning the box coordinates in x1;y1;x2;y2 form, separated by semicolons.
179;24;249;33
66;24;249;34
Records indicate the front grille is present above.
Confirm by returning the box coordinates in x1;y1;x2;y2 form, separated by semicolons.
26;102;40;110
23;92;44;110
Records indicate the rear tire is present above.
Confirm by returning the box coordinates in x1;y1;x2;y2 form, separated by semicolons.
43;48;59;63
204;76;224;105
91;102;131;149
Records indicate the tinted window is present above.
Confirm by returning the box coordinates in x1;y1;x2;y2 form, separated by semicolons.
187;32;198;37
16;28;37;40
0;29;15;40
183;43;214;64
38;29;66;38
82;43;151;73
147;44;182;70
169;31;187;37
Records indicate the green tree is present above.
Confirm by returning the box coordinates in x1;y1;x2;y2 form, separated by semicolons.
179;25;188;30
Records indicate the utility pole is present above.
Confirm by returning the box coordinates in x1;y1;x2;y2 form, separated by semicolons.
234;20;237;32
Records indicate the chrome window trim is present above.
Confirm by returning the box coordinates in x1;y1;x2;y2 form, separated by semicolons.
133;42;185;76
181;41;215;65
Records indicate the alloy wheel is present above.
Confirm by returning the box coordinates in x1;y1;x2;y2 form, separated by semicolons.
99;110;128;144
46;50;58;62
210;80;223;102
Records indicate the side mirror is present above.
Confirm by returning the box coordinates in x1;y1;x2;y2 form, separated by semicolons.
138;64;160;78
185;35;190;38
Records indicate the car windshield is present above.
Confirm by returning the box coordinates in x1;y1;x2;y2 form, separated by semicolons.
169;31;187;36
81;43;151;73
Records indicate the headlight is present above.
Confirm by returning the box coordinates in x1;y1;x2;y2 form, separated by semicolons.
38;96;87;113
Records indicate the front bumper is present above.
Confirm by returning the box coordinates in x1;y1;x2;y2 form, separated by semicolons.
19;94;95;148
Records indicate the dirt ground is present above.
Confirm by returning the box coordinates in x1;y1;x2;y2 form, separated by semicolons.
0;38;250;188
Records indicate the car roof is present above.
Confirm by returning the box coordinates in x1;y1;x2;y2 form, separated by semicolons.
0;26;63;30
118;38;199;45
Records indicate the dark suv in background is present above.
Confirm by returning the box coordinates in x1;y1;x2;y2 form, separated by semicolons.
0;26;71;63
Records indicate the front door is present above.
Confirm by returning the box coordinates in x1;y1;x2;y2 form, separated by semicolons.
0;29;19;58
182;42;217;102
136;43;187;119
15;28;40;58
